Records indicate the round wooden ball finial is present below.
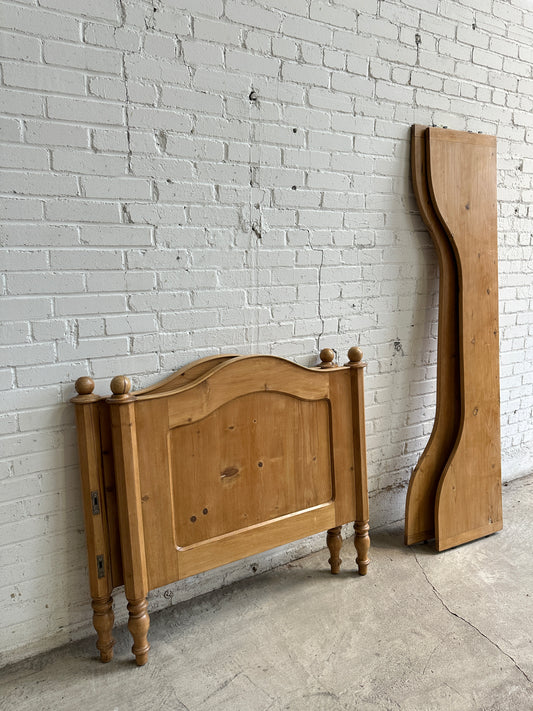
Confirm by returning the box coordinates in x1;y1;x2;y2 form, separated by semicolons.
319;348;337;369
347;346;364;364
110;375;131;397
75;376;95;396
71;376;99;403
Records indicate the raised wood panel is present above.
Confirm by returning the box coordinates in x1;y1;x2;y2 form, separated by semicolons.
169;392;333;547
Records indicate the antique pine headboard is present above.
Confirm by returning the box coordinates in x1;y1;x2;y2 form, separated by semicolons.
71;347;370;665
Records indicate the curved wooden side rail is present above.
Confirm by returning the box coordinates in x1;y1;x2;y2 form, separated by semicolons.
404;126;461;545
427;128;502;551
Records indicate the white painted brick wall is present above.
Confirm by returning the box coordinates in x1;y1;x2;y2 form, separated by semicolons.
1;0;533;663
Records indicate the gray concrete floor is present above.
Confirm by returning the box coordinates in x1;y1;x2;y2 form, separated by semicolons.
1;475;532;711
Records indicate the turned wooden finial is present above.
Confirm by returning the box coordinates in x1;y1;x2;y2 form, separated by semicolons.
75;376;95;396
319;348;337;369
110;375;132;400
71;376;99;403
347;346;364;365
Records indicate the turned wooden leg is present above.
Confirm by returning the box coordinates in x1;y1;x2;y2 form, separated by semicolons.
91;595;115;663
354;521;370;576
127;597;150;666
327;526;342;574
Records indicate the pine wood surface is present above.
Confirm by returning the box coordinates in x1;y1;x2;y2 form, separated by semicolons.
72;348;370;665
427;127;502;551
170;393;333;547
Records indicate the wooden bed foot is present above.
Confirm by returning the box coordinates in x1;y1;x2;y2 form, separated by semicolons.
127;598;150;666
91;596;115;663
326;526;342;574
354;521;370;576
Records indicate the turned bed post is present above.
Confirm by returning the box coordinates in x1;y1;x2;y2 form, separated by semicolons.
319;348;345;575
71;377;115;662
346;347;370;575
326;526;342;574
107;376;150;666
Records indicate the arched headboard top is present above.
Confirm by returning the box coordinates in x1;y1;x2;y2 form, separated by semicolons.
124;352;363;404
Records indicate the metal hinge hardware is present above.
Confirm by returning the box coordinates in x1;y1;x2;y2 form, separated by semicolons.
96;554;105;579
91;490;100;515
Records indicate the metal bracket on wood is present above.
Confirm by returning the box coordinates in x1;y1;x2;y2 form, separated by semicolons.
96;554;105;578
91;490;100;516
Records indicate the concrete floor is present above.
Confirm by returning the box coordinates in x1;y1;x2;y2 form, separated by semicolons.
1;475;532;711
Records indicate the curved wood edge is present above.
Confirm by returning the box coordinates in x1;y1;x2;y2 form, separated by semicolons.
134;354;240;397
133;354;353;403
426;127;502;551
166;356;336;429
404;125;461;545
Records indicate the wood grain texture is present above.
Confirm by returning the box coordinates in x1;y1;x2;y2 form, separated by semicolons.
170;392;333;547
427;127;502;551
404;125;461;545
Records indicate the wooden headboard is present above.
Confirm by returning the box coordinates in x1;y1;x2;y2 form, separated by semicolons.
72;347;369;665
